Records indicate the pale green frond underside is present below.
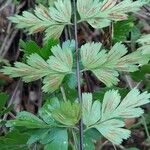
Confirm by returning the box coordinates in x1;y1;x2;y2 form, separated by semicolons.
77;0;102;19
1;41;74;93
95;119;131;145
82;89;150;144
101;88;150;121
81;42;149;87
1;53;51;82
82;93;101;127
77;0;146;28
42;73;65;93
116;89;150;118
47;41;73;73
49;0;72;23
9;0;72;40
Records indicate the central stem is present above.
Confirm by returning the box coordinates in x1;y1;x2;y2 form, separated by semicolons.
73;0;84;150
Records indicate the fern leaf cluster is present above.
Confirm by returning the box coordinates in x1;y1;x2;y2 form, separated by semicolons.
9;0;72;40
80;42;149;87
9;0;147;39
1;41;74;93
77;0;145;28
1;41;149;92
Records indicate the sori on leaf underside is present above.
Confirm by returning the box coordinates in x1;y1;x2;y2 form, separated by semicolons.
1;40;150;93
9;0;147;40
6;89;150;145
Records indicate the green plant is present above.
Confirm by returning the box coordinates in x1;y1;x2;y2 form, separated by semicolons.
1;0;150;149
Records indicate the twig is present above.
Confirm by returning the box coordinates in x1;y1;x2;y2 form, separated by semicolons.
73;0;83;149
142;115;150;143
0;0;11;12
1;29;19;57
60;86;67;102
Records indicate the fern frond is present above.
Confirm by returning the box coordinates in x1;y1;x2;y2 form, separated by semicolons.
1;41;74;93
100;89;150;121
1;54;51;82
9;5;53;34
77;0;101;20
49;0;72;23
77;0;146;28
82;93;101;126
82;89;150;144
95;119;131;145
42;73;65;93
47;41;73;73
81;42;149;87
9;0;72;40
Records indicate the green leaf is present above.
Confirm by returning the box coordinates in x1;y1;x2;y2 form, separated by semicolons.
116;89;150;118
42;72;65;93
100;89;150;121
100;90;121;121
27;129;50;145
113;18;134;42
39;97;60;124
131;64;150;82
47;41;73;73
131;26;141;41
81;42;148;87
95;119;131;145
65;73;77;89
77;0;145;29
9;0;72;40
1;53;51;82
6;111;50;129
1;41;74;93
20;39;58;60
83;89;150;144
82;93;101;127
0;92;8;111
0;129;30;150
83;128;101;150
44;128;68;150
52;101;81;126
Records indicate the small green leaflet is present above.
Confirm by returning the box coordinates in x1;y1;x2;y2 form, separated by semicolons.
82;88;150;144
0;92;12;117
77;0;146;28
95;119;131;145
1;53;51;82
1;41;74;93
28;128;68;150
80;42;150;87
83;128;101;150
100;89;150;121
52;101;81;126
131;64;150;82
0;92;8;113
6;111;50;129
113;18;134;42
20;38;59;60
39;97;60;125
9;0;72;40
44;128;68;150
82;93;101;127
27;129;50;145
0;129;30;150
